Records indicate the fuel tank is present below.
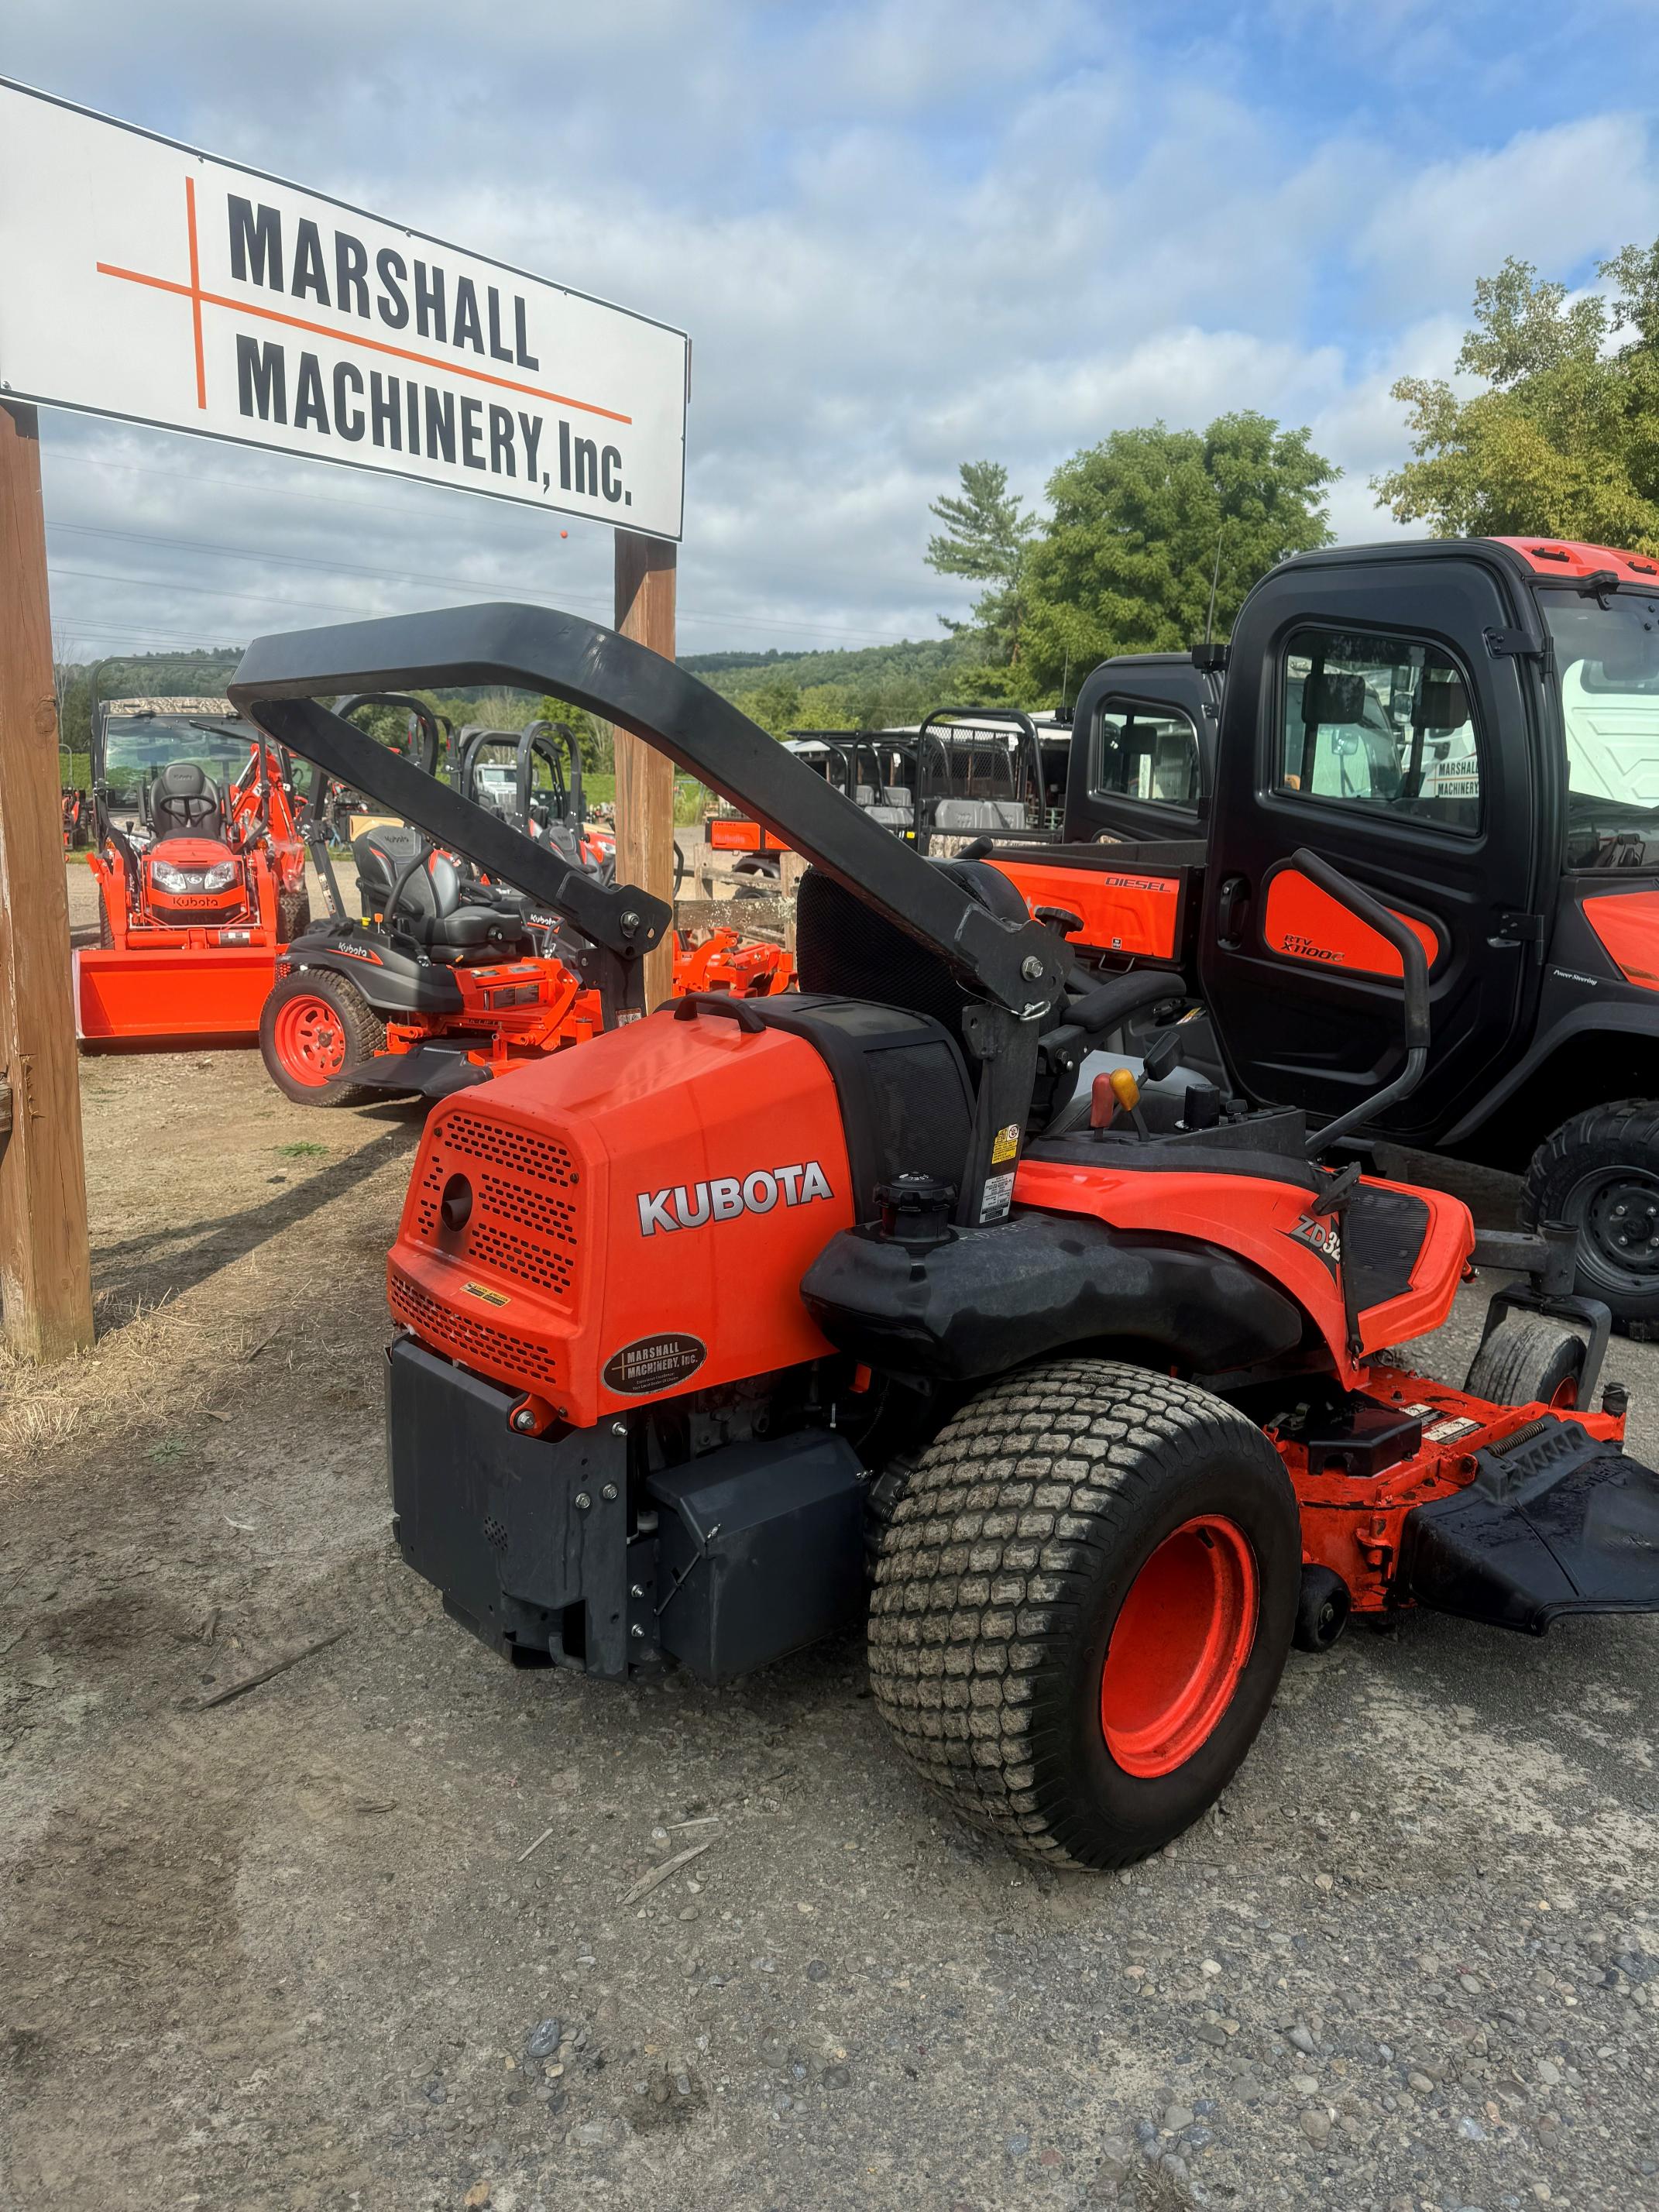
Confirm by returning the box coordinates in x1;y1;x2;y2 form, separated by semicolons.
386;1006;855;1425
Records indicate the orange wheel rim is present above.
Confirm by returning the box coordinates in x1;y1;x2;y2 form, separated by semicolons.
273;994;345;1084
1100;1516;1259;1778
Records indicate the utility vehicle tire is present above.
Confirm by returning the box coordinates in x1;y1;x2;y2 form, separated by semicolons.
1522;1101;1659;1331
867;1358;1300;1870
1464;1311;1585;1409
276;888;312;944
260;967;385;1108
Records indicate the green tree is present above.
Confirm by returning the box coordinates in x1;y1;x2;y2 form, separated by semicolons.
1373;244;1659;553
926;460;1040;662
1020;414;1337;690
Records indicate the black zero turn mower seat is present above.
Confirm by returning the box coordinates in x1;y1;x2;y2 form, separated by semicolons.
351;826;532;962
149;761;226;840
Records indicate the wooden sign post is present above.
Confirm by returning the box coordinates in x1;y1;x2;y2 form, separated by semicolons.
0;400;94;1361
613;531;678;1010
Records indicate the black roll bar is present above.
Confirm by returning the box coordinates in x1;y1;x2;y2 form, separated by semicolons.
228;604;1066;1017
913;705;1047;855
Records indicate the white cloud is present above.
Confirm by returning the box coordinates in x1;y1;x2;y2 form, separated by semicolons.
11;5;1657;660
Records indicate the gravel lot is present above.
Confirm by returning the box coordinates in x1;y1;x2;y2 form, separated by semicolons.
2;862;1655;2211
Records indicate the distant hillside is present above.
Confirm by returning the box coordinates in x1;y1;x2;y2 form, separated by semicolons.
682;636;969;689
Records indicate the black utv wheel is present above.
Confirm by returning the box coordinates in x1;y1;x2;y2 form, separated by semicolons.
1464;1311;1585;1409
1523;1101;1659;1331
260;967;386;1108
276;887;312;944
867;1359;1300;1870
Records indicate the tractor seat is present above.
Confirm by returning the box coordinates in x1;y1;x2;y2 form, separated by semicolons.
150;761;225;840
352;828;532;962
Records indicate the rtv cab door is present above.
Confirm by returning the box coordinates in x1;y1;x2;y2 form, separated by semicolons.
1063;666;1211;844
1197;553;1546;1146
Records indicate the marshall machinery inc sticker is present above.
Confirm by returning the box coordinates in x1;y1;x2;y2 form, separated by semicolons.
603;1334;708;1396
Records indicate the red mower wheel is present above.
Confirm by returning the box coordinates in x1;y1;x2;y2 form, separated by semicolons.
272;992;347;1085
1099;1516;1259;1778
259;967;386;1108
869;1359;1300;1869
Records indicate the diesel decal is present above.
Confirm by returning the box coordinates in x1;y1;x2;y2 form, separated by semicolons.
637;1160;835;1237
1287;1214;1341;1274
603;1333;707;1395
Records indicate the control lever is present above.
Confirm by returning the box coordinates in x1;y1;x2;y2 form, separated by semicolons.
1091;1069;1149;1139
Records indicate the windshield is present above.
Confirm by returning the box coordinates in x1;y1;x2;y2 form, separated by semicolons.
100;713;254;810
1544;591;1659;857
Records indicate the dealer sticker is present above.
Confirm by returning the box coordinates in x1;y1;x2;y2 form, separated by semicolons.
603;1333;707;1395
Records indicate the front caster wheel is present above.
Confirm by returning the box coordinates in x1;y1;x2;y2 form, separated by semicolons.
867;1358;1300;1870
1293;1565;1351;1653
1523;1101;1659;1331
1465;1310;1585;1408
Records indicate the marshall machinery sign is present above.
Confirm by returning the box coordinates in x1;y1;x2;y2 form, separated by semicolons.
0;80;689;538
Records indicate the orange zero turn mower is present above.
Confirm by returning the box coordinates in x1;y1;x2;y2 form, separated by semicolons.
229;603;1659;1870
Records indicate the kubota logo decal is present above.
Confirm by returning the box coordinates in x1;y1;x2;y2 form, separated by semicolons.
637;1160;835;1237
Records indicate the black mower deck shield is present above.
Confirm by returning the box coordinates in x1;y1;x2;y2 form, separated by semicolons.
1403;1417;1659;1633
229;604;1067;1018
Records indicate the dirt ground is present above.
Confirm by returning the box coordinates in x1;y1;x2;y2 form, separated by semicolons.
2;860;1657;2212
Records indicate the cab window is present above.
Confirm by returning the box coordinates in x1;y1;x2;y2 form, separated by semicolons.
1276;628;1482;831
1092;701;1200;809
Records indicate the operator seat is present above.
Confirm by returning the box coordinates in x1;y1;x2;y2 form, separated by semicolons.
351;827;533;963
149;761;226;841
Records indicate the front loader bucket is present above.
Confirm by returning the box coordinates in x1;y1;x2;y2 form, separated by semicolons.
75;946;277;1044
1403;1418;1659;1633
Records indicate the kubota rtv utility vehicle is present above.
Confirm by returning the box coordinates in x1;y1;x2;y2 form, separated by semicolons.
77;696;311;1042
231;605;1659;1870
993;538;1659;1333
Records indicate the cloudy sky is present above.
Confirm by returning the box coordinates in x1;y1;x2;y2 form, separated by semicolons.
9;1;1658;664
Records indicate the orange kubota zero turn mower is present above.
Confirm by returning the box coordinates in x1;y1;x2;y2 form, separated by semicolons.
231;606;1659;1870
260;692;789;1108
77;700;311;1043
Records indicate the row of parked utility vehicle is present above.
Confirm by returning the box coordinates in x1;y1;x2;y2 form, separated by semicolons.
710;534;1659;1334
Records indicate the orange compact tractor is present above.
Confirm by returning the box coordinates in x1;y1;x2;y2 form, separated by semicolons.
229;604;1659;1870
260;695;788;1108
76;697;311;1043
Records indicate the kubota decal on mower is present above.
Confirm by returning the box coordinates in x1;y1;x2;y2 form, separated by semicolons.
228;601;1659;1875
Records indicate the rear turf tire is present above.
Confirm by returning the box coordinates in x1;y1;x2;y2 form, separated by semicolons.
867;1358;1300;1870
260;967;386;1108
1464;1311;1585;1409
276;887;312;944
1522;1101;1659;1331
